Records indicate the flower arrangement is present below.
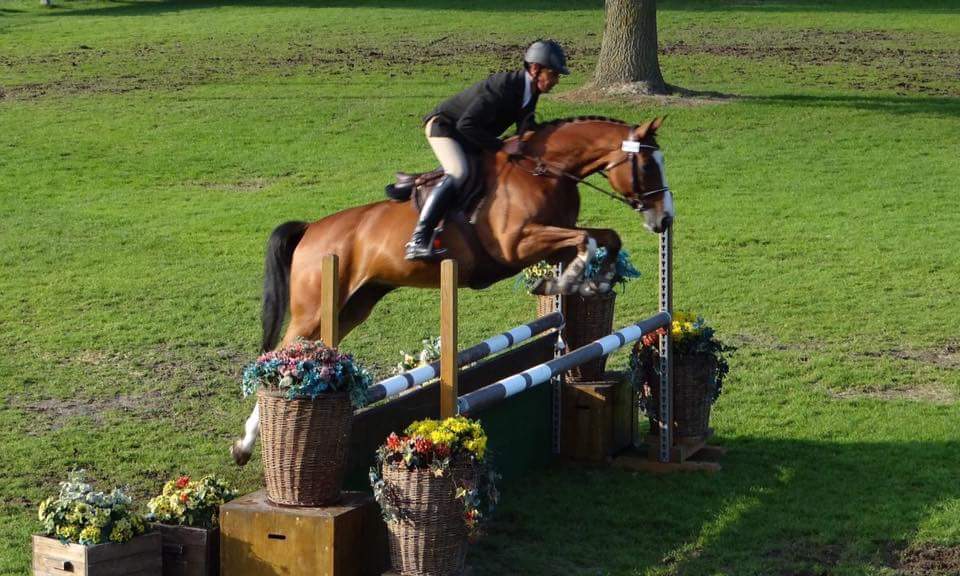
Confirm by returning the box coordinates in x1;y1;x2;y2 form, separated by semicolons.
517;249;640;293
146;475;237;530
38;470;147;546
370;416;499;539
631;311;731;415
517;260;557;293
585;247;641;289
241;338;371;407
395;336;441;374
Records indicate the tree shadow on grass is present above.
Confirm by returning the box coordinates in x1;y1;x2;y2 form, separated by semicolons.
742;93;960;119
665;0;958;15
471;438;960;575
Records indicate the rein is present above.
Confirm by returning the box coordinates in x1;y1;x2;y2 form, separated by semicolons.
513;144;669;212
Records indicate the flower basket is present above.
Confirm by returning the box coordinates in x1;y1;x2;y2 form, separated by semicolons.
630;312;730;440
640;349;718;438
259;389;353;506
382;459;478;576
33;532;162;576
562;291;617;381
241;339;371;507
371;417;498;576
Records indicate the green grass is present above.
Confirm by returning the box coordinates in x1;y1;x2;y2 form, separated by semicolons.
2;0;959;574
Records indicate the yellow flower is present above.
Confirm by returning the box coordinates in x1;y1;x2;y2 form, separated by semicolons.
109;518;133;543
56;524;80;542
429;429;456;446
79;526;101;544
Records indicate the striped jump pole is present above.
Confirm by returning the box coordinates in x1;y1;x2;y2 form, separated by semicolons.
458;311;671;415
366;311;565;404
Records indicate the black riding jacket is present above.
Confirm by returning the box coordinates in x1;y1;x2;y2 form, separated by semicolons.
424;70;538;152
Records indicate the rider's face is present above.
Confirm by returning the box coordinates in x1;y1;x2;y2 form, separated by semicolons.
535;67;561;93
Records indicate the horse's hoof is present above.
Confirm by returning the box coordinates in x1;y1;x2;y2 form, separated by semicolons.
231;440;251;466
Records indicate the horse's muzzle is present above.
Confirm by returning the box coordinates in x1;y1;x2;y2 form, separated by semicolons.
650;215;673;233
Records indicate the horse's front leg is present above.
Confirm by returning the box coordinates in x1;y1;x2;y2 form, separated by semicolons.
579;227;622;295
512;225;617;295
230;403;259;466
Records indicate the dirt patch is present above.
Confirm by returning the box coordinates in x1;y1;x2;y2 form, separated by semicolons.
661;28;960;96
764;540;844;575
890;543;960;576
196;177;275;193
12;391;168;432
557;82;735;107
829;384;956;405
9;344;248;433
859;344;960;370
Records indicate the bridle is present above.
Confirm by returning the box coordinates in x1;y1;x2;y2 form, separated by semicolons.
518;141;670;213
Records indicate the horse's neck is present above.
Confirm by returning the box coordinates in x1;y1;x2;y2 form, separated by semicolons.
535;124;626;176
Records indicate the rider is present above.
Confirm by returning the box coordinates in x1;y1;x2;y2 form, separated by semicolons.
404;39;570;260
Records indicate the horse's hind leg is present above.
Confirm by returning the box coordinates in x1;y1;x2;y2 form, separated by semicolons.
338;283;394;340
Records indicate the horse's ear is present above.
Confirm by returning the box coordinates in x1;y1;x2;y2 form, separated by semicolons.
634;116;666;139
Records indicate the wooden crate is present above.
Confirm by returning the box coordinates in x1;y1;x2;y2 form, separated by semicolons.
220;490;388;576
152;524;217;576
561;381;615;462
33;532;162;576
609;372;638;453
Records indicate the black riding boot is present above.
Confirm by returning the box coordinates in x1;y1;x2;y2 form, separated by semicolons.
405;175;458;260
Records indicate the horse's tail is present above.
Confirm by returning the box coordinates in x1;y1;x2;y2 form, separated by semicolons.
261;221;309;352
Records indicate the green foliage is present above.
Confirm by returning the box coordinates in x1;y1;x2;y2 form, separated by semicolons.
37;471;147;546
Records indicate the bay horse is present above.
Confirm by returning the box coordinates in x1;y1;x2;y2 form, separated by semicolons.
232;116;673;464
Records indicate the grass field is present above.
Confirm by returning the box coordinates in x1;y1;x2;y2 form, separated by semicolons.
2;0;959;574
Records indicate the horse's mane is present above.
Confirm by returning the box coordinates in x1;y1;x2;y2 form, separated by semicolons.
535;116;634;130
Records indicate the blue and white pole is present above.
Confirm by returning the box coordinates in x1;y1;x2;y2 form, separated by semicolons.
367;312;565;404
458;312;671;415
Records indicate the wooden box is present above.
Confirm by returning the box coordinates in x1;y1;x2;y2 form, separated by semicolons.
610;372;638;452
33;532;162;576
561;381;614;462
220;490;388;576
152;524;218;576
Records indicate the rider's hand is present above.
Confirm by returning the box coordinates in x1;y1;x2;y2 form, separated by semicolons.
502;139;526;158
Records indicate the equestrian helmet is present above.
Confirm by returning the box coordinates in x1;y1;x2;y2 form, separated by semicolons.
524;40;570;75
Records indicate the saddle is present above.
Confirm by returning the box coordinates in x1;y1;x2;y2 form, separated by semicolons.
384;155;487;222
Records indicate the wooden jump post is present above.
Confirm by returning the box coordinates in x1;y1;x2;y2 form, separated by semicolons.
440;259;458;418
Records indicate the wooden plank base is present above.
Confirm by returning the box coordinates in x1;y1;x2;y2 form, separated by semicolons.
610;449;723;473
384;568;473;576
611;429;726;473
220;490;387;576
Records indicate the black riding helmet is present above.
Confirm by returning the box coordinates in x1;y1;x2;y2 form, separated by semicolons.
523;40;570;75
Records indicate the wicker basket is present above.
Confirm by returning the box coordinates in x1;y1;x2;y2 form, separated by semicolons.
536;294;559;318
258;390;353;506
562;291;617;381
382;459;478;576
640;350;718;439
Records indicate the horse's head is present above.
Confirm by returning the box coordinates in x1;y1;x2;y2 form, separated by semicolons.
602;118;674;233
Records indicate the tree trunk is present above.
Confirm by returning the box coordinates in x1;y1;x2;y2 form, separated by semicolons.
594;0;667;94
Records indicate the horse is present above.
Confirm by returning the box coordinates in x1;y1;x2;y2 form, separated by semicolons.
231;116;673;465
